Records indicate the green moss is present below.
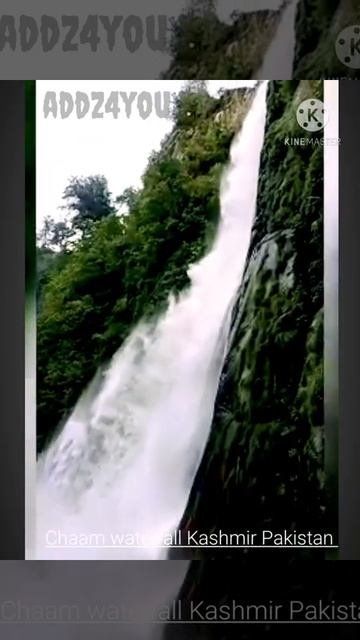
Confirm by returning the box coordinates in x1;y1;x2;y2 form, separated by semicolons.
294;0;360;78
175;81;327;558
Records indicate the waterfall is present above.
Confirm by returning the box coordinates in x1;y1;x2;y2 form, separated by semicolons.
36;82;268;560
254;0;300;79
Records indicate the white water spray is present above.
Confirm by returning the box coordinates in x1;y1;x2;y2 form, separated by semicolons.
36;82;268;560
254;0;300;79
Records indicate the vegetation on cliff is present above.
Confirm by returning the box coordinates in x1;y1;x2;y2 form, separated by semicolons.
171;80;327;559
37;84;253;451
293;0;360;78
162;0;360;80
162;3;279;80
37;81;328;564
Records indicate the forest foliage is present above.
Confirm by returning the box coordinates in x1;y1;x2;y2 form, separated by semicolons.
163;0;360;80
37;84;248;451
162;0;278;80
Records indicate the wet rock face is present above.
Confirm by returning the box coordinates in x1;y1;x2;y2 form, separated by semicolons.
172;80;328;560
294;0;360;78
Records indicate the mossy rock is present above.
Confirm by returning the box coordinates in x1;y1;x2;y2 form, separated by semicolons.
173;81;327;560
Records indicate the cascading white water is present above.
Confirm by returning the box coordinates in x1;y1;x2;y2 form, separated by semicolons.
36;82;268;560
254;0;300;79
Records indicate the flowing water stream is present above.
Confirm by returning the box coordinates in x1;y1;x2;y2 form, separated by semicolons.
36;82;268;560
254;0;300;79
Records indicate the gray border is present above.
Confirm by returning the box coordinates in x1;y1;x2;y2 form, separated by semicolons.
339;80;360;560
0;81;25;559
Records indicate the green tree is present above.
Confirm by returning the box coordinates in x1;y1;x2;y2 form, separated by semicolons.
62;175;116;236
116;187;139;212
38;215;74;252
